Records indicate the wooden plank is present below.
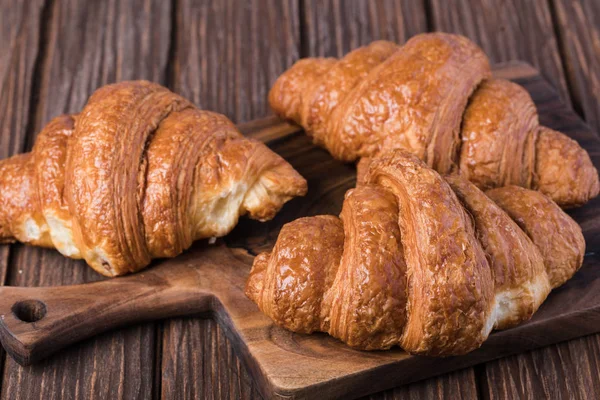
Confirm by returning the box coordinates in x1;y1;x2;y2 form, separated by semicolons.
171;0;300;123
161;318;262;399
303;0;427;57
160;1;301;399
0;0;45;157
552;0;600;135
358;369;479;400
429;0;572;106
33;0;172;127
1;0;171;398
480;335;600;399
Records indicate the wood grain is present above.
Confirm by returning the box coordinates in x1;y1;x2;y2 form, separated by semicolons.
303;0;427;57
161;318;262;399
551;0;600;135
480;334;600;400
1;0;171;398
358;368;479;400
429;0;571;106
172;0;300;123
0;245;266;394
34;0;172;128
0;0;45;158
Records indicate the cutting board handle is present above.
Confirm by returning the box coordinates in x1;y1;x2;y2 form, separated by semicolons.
0;261;214;365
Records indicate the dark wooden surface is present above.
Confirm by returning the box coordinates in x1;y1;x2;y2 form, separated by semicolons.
552;0;600;134
0;0;599;399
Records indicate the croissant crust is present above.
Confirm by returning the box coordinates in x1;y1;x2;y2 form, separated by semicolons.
269;33;599;207
0;81;307;276
246;150;584;355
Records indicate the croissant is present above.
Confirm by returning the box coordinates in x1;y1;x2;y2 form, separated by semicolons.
0;81;307;277
245;150;584;356
269;33;599;208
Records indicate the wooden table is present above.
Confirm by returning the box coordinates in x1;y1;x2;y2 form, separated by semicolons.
1;1;599;398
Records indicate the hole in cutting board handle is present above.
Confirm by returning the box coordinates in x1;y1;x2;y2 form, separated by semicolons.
11;300;47;323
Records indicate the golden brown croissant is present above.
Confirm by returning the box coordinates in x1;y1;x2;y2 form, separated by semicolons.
245;150;584;356
269;33;599;208
0;81;307;277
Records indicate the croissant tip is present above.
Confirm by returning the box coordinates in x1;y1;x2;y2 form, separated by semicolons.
245;252;270;303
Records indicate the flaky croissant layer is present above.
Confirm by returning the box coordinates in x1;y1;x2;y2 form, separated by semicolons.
269;32;599;208
246;150;584;356
0;81;307;276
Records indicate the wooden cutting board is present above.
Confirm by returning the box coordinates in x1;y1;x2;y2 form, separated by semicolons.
0;62;599;400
